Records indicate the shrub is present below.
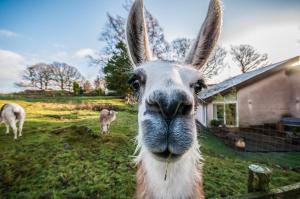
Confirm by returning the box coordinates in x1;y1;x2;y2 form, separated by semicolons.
210;119;221;127
73;81;80;95
94;88;105;96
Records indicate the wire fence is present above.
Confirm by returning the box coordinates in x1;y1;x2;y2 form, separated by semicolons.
205;124;300;152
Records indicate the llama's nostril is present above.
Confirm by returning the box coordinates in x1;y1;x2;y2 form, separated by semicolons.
151;101;192;119
178;104;193;116
146;100;161;113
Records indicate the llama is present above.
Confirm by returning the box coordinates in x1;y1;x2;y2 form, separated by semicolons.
126;0;222;198
0;103;26;140
99;109;117;133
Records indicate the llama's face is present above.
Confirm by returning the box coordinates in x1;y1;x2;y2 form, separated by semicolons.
129;61;203;160
126;0;222;161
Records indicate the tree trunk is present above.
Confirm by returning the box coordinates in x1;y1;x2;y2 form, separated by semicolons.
248;164;271;193
60;81;64;90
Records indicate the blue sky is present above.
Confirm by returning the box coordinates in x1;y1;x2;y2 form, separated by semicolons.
0;0;300;92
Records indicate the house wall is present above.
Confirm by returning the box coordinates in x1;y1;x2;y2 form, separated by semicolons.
197;58;300;128
237;70;290;127
195;104;206;126
196;103;213;127
288;66;300;117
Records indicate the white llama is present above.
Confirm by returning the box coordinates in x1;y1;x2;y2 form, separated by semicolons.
0;103;26;140
99;109;117;133
126;0;222;198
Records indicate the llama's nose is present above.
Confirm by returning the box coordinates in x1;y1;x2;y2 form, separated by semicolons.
147;90;193;119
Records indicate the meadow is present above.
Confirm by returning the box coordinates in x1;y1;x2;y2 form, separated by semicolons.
0;96;299;199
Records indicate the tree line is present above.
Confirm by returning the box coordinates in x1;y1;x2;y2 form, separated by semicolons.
16;62;87;92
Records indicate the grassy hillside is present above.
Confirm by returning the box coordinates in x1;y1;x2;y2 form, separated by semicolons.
0;96;299;199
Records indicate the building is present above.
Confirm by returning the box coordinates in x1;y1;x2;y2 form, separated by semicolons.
196;56;300;128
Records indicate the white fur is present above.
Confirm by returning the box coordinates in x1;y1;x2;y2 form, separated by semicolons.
132;62;203;198
0;104;26;140
135;138;202;199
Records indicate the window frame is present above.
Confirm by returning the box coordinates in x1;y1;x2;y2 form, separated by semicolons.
213;100;238;127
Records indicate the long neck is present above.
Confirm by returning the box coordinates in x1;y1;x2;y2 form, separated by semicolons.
135;148;204;199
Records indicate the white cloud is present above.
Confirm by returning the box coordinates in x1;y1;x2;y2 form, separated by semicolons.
0;29;19;38
74;48;96;59
0;49;26;93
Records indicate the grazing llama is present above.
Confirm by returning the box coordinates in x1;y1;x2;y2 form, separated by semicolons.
99;109;117;133
126;0;222;198
0;104;26;140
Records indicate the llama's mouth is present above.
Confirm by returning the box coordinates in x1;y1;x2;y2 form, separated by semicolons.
141;113;195;161
152;150;181;161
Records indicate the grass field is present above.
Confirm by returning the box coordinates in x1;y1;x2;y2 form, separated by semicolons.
0;96;299;199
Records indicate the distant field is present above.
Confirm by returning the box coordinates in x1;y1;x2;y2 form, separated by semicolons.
0;96;299;199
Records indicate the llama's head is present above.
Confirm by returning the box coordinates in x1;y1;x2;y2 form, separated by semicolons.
109;110;118;122
127;0;222;162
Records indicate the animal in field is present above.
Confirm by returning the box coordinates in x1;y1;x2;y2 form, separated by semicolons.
235;138;246;150
0;103;26;140
99;109;117;133
126;0;222;198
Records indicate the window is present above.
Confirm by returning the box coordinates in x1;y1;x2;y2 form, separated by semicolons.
225;103;237;126
213;102;237;127
212;90;238;127
213;104;224;124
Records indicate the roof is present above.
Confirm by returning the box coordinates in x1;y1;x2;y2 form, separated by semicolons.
198;59;291;100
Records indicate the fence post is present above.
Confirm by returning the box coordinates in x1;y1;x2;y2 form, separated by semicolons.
248;164;272;193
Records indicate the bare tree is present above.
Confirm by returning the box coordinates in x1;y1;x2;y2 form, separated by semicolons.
145;9;169;60
83;80;93;92
51;62;83;91
90;2;170;68
40;64;53;89
202;46;227;79
16;63;53;90
100;14;126;58
230;44;268;73
170;38;192;62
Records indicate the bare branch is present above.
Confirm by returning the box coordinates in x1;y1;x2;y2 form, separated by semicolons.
202;46;227;79
230;44;268;73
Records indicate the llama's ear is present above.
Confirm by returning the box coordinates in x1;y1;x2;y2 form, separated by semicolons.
185;0;222;70
126;0;152;66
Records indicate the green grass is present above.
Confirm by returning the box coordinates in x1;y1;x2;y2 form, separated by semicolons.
0;96;299;199
200;130;300;198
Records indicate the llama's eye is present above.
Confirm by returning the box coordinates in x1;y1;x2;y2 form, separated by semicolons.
191;79;206;94
128;74;141;92
132;80;140;91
